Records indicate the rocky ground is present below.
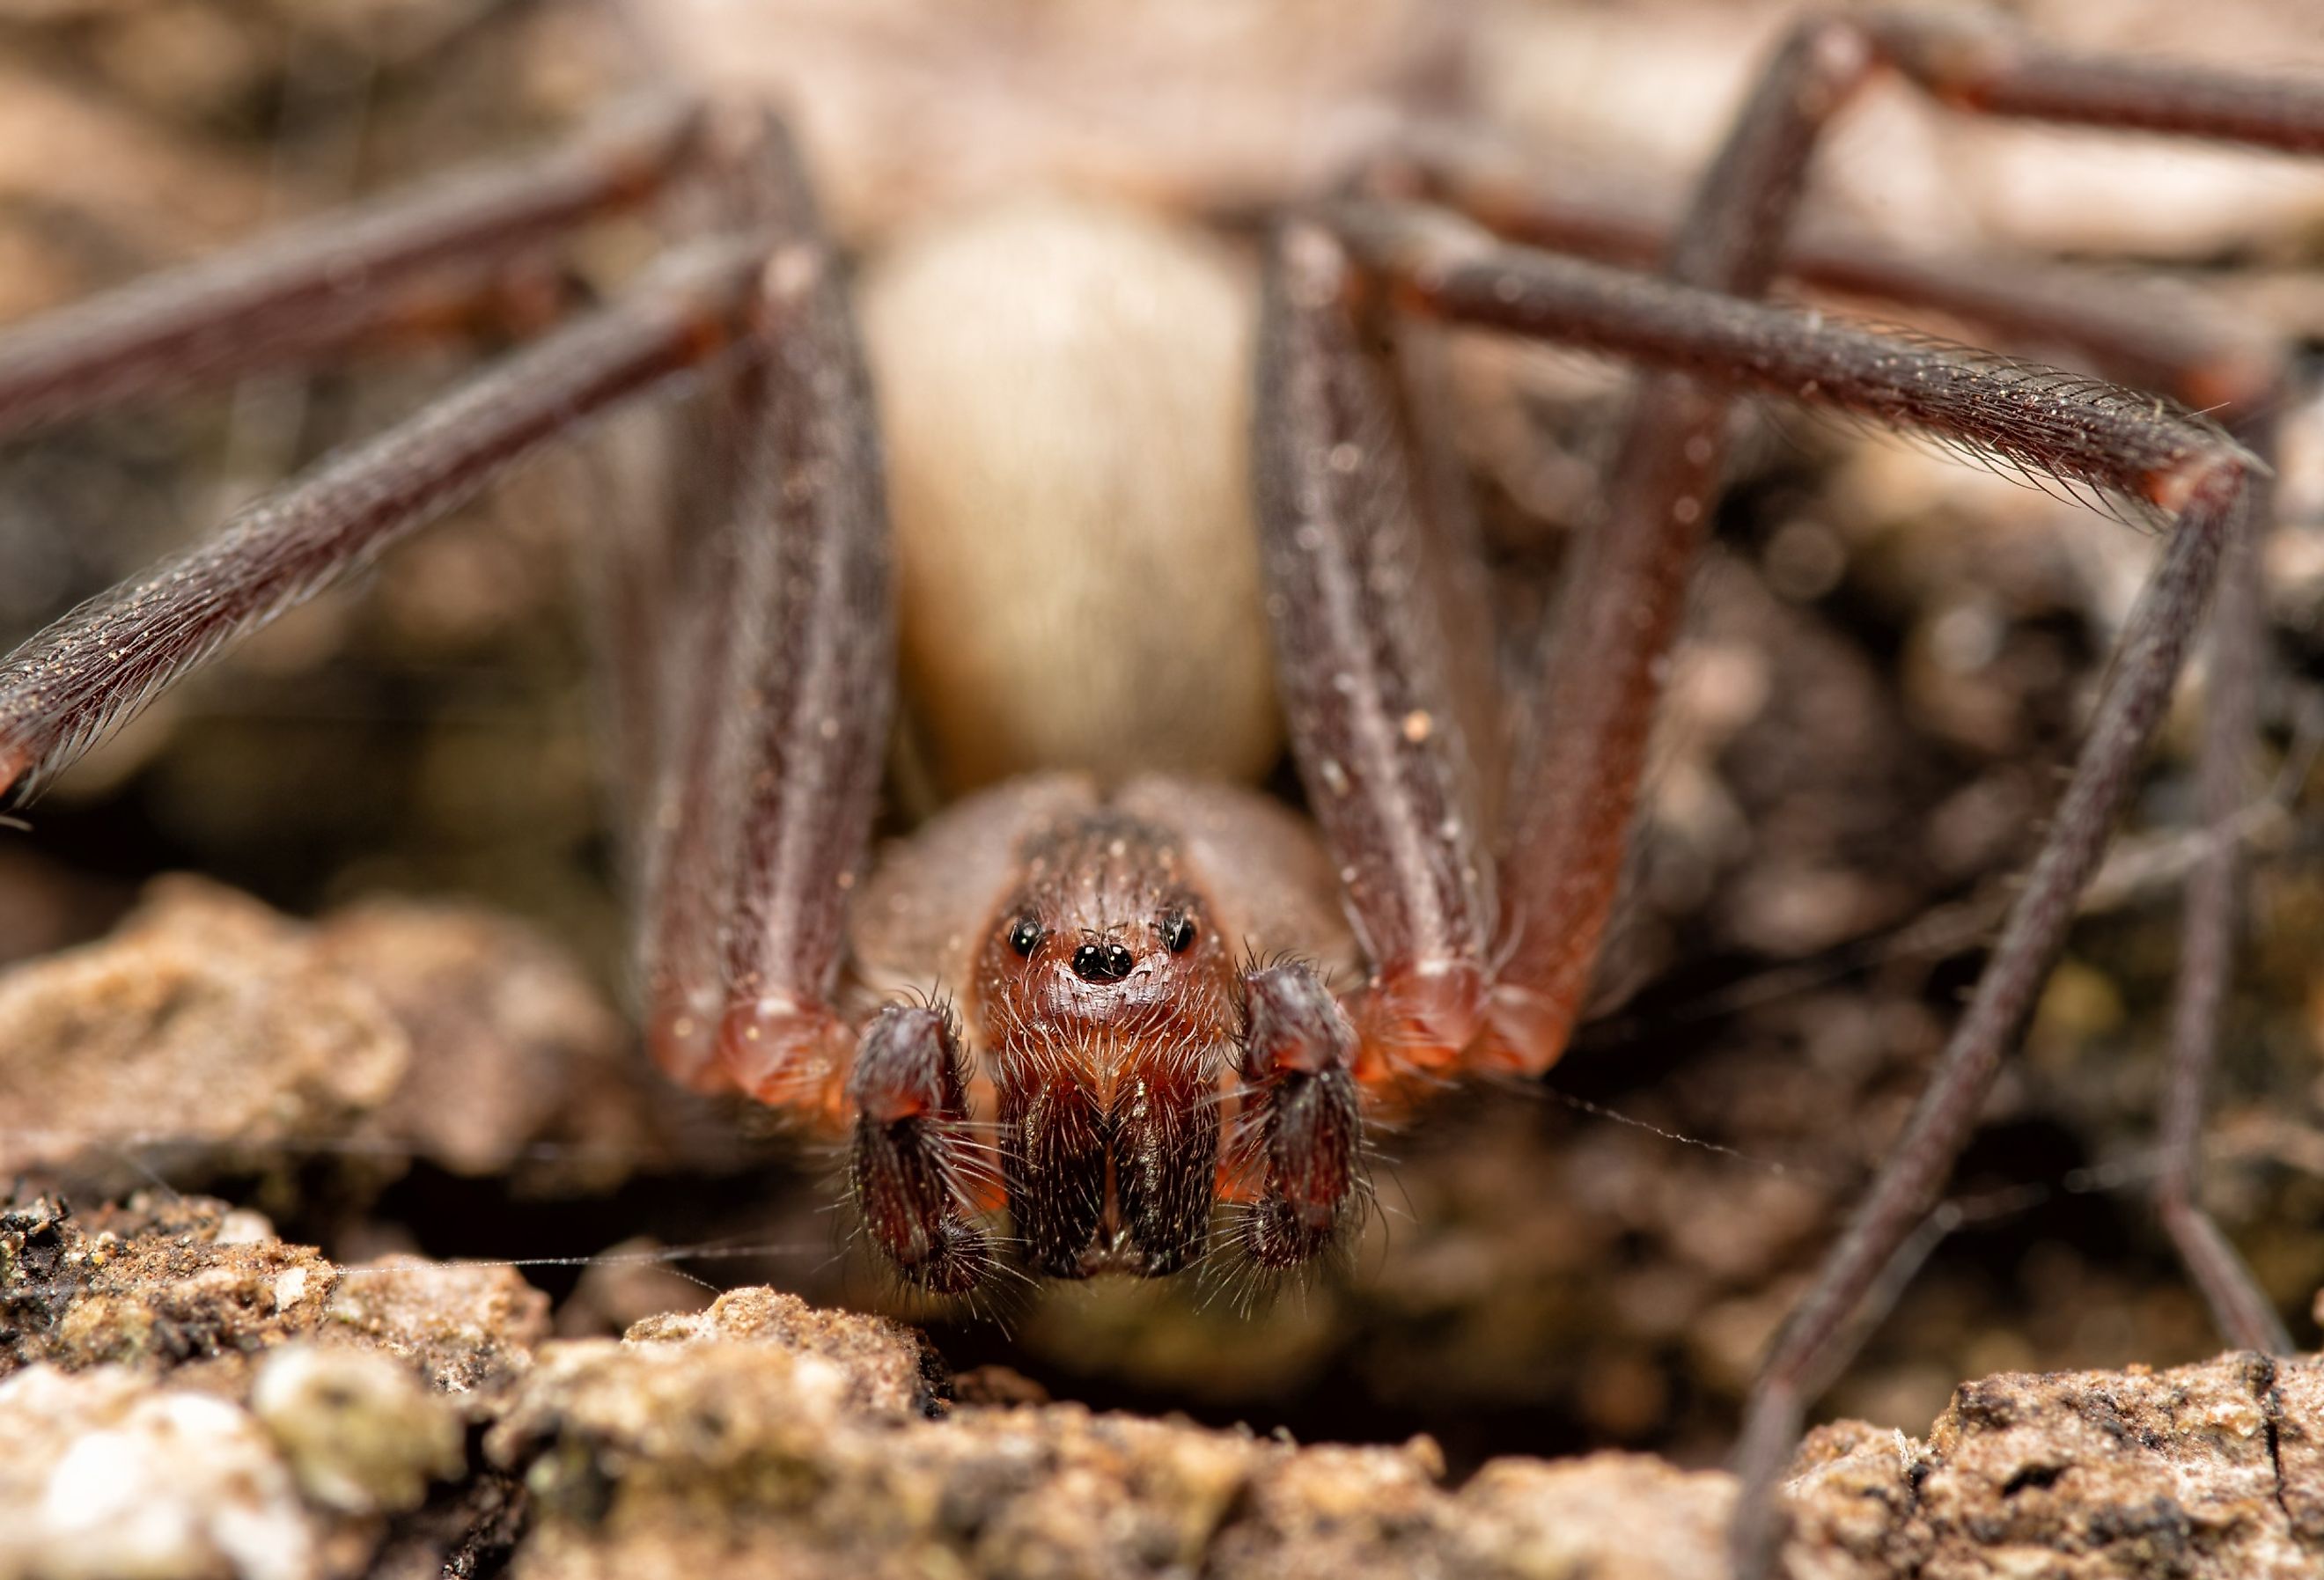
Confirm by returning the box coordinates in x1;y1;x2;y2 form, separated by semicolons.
8;1190;2324;1580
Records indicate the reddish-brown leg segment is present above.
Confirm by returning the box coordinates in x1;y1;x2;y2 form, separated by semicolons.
1250;223;1497;1090
1395;14;2320;1569
631;393;758;1090
684;125;895;1114
1479;18;1880;1074
1389;55;2303;1360
608;113;898;1110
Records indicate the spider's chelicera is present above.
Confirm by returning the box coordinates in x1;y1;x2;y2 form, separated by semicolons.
0;11;2317;1573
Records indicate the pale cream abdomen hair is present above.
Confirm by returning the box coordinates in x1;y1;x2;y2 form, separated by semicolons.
860;196;1282;795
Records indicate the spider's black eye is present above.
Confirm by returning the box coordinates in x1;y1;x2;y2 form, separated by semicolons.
1070;941;1136;984
1008;916;1043;958
1159;913;1196;954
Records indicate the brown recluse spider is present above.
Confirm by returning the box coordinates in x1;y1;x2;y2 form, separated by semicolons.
0;12;2319;1571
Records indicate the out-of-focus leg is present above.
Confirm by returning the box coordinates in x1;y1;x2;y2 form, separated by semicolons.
0;96;705;437
1249;221;1499;1090
0;237;767;809
1475;18;1879;1075
642;121;895;1119
2155;435;2291;1356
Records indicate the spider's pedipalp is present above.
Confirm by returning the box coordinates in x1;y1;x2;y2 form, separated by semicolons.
1232;960;1364;1268
847;1003;994;1297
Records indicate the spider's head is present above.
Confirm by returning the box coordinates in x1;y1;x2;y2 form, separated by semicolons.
974;812;1239;1279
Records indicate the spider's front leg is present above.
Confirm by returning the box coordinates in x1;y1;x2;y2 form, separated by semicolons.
1230;204;1521;1270
630;119;891;1108
615;124;996;1295
1256;19;1884;1091
1249;222;1499;1094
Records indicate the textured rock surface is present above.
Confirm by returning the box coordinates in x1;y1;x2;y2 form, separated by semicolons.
1791;1356;2324;1579
0;1363;335;1580
313;899;656;1189
0;1194;550;1398
0;882;406;1190
8;1193;2324;1578
0;1196;515;1580
0;880;687;1196
486;1325;1735;1580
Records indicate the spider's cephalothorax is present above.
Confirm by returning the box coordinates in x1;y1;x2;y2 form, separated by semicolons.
0;12;2317;1574
978;809;1237;1280
842;775;1364;1291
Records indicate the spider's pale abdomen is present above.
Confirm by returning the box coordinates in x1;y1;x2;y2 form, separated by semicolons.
858;197;1283;797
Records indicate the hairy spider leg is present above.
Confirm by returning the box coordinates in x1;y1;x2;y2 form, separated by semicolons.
0;234;772;811
0;91;769;808
1384;9;2305;1390
1342;195;2260;1573
660;121;897;1119
0;95;708;440
1380;129;2284;415
1250;223;1499;1098
1373;13;2324;1570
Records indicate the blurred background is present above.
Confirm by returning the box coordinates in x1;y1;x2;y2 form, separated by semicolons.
4;0;2324;1477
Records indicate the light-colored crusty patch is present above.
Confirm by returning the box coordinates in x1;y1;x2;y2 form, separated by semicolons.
15;1191;2324;1577
323;1254;551;1398
623;1285;941;1418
